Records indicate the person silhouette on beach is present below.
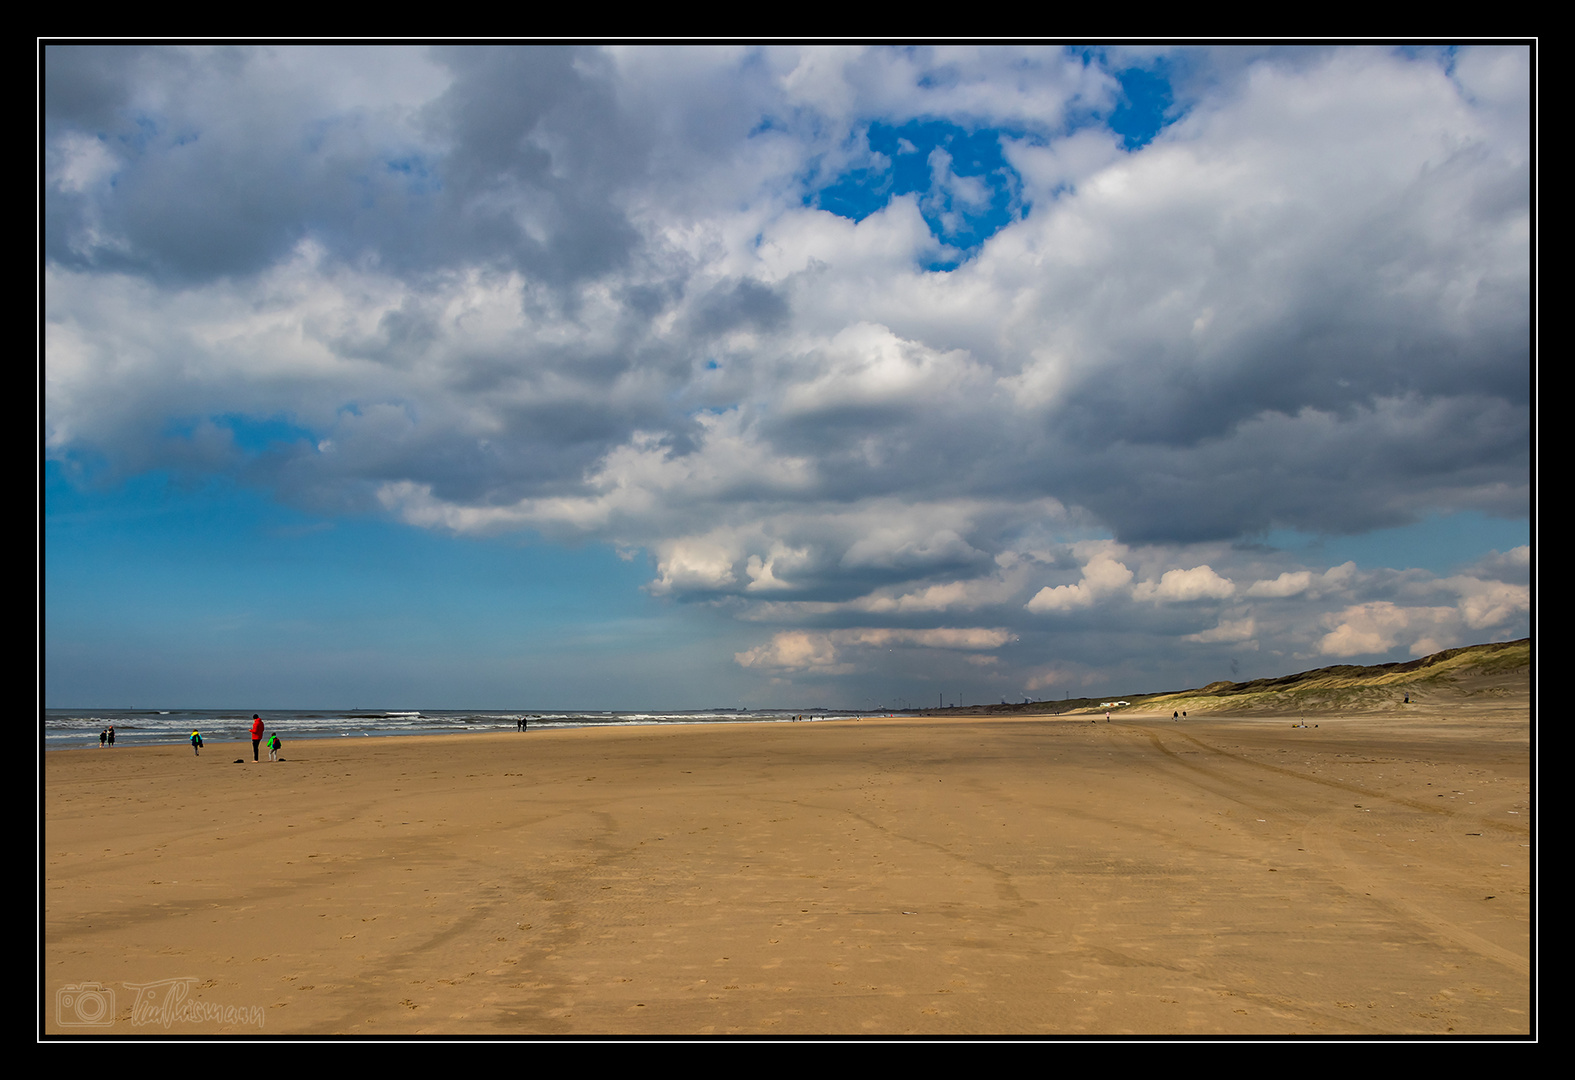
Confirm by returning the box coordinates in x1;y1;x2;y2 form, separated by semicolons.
268;733;281;761
250;715;264;762
191;730;203;756
100;729;107;748
107;726;115;746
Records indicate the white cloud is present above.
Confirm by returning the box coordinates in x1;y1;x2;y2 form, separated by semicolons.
1444;576;1530;630
1133;565;1236;603
1246;570;1313;598
1185;617;1257;645
1026;546;1134;612
735;625;1013;672
734;631;850;674
1318;601;1459;658
780;322;986;415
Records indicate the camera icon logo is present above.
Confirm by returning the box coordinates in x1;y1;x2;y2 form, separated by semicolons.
56;982;116;1027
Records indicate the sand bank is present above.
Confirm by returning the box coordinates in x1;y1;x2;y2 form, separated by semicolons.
44;708;1531;1036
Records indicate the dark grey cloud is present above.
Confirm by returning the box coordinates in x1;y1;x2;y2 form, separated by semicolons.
44;44;193;128
691;279;791;337
43;45;653;287
46;47;349;280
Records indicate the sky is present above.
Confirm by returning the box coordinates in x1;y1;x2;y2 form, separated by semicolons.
42;44;1533;711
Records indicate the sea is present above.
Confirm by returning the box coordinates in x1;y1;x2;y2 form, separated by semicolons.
43;707;865;750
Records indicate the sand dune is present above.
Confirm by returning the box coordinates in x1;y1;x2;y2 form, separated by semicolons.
929;639;1531;720
44;687;1530;1036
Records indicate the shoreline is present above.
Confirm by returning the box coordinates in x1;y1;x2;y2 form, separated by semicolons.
38;710;1135;754
41;710;876;752
45;702;1484;751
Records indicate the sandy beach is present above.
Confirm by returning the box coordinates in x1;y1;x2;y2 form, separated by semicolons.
43;706;1531;1036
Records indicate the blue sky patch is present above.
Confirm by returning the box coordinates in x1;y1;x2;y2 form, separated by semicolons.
811;120;1023;267
1260;511;1529;577
1109;64;1176;150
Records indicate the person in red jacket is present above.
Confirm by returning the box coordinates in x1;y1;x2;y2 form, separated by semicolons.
250;715;264;762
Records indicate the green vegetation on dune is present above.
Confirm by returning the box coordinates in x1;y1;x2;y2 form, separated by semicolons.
1140;639;1529;715
927;639;1529;717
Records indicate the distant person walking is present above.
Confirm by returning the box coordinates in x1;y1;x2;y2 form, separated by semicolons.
268;733;281;761
191;730;203;756
250;715;264;762
100;729;107;748
107;726;115;746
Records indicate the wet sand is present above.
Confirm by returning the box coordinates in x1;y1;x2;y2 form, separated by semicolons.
43;707;1531;1036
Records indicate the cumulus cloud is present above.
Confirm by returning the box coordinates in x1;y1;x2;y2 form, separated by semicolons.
1184;616;1258;646
1442;575;1531;630
1246;570;1313;598
1459;544;1530;584
1025;544;1134;612
1133;565;1236;603
1315;560;1529;659
735;626;1013;673
1318;601;1459;658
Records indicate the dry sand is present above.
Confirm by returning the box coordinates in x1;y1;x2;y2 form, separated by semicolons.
43;704;1531;1036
